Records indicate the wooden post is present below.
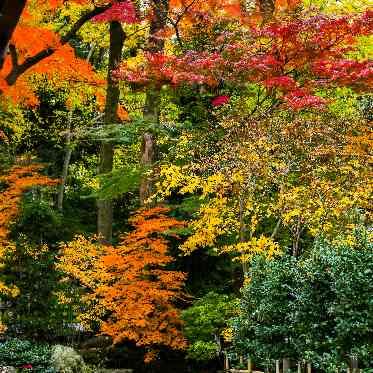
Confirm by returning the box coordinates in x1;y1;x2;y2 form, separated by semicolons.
283;358;290;373
307;362;311;373
247;357;252;373
351;356;358;373
275;360;280;373
224;353;230;371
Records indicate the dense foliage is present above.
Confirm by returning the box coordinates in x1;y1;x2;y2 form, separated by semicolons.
182;292;237;361
0;339;56;372
233;230;373;370
0;0;371;371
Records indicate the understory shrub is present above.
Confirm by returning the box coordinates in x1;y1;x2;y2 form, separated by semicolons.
232;229;373;370
0;340;93;373
0;338;56;372
182;292;237;361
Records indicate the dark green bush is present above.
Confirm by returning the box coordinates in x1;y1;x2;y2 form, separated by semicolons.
11;197;63;244
232;255;299;365
182;292;237;361
1;237;75;340
232;229;373;370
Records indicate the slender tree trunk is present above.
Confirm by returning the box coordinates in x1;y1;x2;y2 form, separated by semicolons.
97;21;125;241
0;0;26;69
57;110;73;210
139;0;169;206
57;45;95;211
86;42;96;62
297;362;302;373
292;217;302;257
224;353;230;370
140;90;160;205
351;356;358;373
239;195;248;276
271;218;281;239
247;358;252;373
139;132;156;205
283;358;290;373
96;47;106;67
275;360;280;373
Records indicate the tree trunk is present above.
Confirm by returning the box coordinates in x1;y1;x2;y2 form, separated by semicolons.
247;358;252;373
239;195;248;276
140;88;159;206
351;356;358;373
224;353;230;370
97;21;125;241
57;44;95;211
139;0;169;206
297;362;302;373
57;110;73;210
139;132;156;205
0;0;26;69
140;89;160;207
275;360;280;373
283;358;290;373
86;42;96;62
292;217;302;257
57;43;96;211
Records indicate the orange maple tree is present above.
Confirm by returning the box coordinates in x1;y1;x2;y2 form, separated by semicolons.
0;0;112;106
0;164;59;242
59;207;187;361
0;163;58;300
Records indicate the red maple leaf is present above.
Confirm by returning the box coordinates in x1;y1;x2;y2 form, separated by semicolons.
212;95;230;106
284;89;326;110
92;1;138;23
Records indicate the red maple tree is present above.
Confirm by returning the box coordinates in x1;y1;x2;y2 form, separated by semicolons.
116;10;372;110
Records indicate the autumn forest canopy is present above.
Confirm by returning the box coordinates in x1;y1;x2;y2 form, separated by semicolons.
0;0;372;372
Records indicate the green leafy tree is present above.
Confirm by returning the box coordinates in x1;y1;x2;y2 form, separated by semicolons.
182;292;237;361
233;229;373;369
232;256;299;365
